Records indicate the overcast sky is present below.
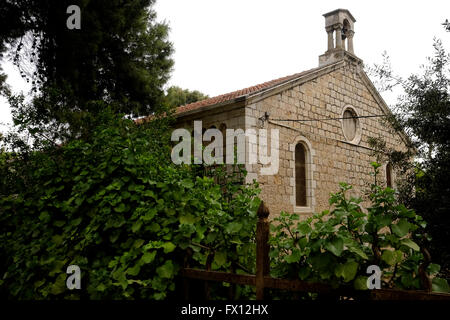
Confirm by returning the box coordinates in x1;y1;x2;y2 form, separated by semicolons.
1;0;449;133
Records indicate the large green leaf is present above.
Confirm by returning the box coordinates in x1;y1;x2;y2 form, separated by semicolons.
353;276;368;290
297;222;312;236
131;220;142;233
284;249;301;263
179;213;196;225
374;214;392;228
213;251;227;267
427;263;440;276
432;278;450;293
391;219;410;237
141;251;156;264
225;222;242;234
180;179;194;189
127;264;141;276
156;261;175;279
400;239;420;251
325;237;344;257
381;250;403;266
162;242;176;253
335;261;359;282
348;246;369;260
50;273;66;295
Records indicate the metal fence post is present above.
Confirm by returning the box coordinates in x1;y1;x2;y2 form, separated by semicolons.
256;201;270;300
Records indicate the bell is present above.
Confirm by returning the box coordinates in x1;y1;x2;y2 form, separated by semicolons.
341;27;348;40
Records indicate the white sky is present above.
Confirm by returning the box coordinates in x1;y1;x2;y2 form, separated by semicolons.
1;0;449;133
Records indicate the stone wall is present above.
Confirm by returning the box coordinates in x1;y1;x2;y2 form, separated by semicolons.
244;60;409;217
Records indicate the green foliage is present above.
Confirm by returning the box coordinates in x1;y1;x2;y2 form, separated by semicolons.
367;38;450;272
165;86;209;109
0;111;260;299
269;163;449;292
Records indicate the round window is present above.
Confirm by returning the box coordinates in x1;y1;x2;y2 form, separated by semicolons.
341;106;361;143
343;110;356;140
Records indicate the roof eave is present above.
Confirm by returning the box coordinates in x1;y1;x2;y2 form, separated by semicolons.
175;95;246;118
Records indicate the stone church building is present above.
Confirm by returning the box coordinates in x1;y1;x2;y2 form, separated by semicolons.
168;9;410;216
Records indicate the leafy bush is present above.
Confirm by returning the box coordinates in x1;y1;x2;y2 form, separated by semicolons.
269;163;449;293
0;111;260;299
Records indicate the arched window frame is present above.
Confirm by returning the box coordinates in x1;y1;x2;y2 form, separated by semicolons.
384;162;394;188
290;136;315;214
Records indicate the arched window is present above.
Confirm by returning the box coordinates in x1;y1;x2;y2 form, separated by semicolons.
386;162;393;188
295;143;307;207
291;136;314;213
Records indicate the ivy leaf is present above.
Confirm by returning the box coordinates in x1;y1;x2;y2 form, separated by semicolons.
50;273;66;295
156;261;175;279
391;219;410;237
400;239;420;251
52;234;63;245
114;203;127;213
131;220;143;233
297;222;311;236
109;231;120;243
354;276;368;290
348;246;369;260
325;237;344;257
143;190;155;198
180;179;194;189
374;214;392;228
432;278;450;293
298;267;311;280
427;263;440;276
179;213;196;225
213;251;227;267
133;239;145;248
39;211;50;222
298;237;308;250
381;250;402;266
225;222;242;234
97;284;106;292
142;251;156;264
284;249;301;263
398;205;415;218
142;208;157;221
335;261;359;282
309;253;333;272
148;222;160;233
162;242;176;254
71;217;82;226
53;220;65;227
34;279;45;289
400;273;417;288
127;264;141;276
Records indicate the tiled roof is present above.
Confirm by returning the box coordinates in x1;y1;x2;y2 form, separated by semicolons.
175;66;319;115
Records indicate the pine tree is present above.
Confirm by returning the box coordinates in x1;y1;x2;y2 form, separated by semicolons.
1;0;174;130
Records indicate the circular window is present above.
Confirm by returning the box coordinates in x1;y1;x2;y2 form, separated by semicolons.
341;106;361;144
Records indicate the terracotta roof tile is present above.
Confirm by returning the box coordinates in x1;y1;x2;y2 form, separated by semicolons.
175;66;319;115
136;66;320;124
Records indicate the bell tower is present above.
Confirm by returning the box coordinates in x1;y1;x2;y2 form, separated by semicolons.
319;9;361;67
